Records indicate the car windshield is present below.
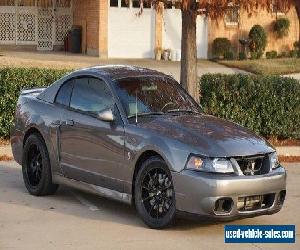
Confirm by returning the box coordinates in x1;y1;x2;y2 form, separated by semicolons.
114;76;201;118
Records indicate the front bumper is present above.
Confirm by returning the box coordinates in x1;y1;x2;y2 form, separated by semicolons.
172;166;286;219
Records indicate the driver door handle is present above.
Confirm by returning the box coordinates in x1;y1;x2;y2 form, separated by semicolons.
65;119;74;126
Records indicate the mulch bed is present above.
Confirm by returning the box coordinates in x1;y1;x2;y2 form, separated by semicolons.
0;155;13;161
279;156;300;163
0;139;10;146
267;137;300;147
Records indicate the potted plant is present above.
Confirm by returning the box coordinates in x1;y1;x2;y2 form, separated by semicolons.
162;49;171;61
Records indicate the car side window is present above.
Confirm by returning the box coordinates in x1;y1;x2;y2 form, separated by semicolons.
55;79;74;107
70;77;114;114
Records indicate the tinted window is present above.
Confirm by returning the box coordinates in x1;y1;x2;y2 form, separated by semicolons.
115;77;201;117
70;78;114;114
55;79;74;106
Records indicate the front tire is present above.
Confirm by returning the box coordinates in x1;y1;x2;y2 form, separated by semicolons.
22;133;58;196
134;156;176;229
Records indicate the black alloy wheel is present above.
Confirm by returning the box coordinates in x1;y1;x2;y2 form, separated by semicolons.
135;156;176;229
26;144;43;187
22;133;58;196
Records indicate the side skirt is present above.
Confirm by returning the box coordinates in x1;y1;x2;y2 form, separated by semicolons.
53;174;132;204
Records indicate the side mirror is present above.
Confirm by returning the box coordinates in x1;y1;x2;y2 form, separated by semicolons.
98;109;115;122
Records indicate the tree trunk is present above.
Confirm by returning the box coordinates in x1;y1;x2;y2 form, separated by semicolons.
180;0;198;102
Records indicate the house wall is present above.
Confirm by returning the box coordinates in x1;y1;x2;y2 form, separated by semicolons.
208;6;300;58
73;0;107;57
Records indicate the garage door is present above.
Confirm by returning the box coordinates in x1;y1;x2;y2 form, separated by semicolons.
162;9;208;59
108;1;155;58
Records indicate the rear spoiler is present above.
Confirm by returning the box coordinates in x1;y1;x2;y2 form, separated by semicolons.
21;88;46;96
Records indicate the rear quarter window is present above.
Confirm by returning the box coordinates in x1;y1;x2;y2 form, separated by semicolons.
55;79;74;107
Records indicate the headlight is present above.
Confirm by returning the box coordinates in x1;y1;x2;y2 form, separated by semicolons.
270;152;280;169
186;156;234;173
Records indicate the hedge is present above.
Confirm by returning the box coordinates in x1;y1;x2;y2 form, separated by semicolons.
0;68;70;138
200;74;300;139
1;68;300;140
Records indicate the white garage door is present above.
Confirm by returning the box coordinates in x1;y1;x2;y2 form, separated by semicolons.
108;2;155;58
162;9;208;59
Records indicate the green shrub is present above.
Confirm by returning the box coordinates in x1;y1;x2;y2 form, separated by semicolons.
200;74;300;139
239;52;247;60
250;51;259;60
212;38;232;58
294;41;300;50
0;67;70;138
289;50;298;58
224;51;235;60
249;25;267;59
279;51;288;58
273;18;290;38
266;50;278;59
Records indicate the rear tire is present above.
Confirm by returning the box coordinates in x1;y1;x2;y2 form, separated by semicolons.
134;156;176;229
22;133;58;196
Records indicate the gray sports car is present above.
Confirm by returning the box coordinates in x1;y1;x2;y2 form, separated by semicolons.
11;65;286;228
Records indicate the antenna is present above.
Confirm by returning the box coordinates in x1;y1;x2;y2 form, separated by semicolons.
135;90;138;124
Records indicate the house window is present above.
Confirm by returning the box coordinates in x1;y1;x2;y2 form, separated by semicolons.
121;0;129;8
271;0;285;16
132;0;140;8
174;1;181;9
56;0;71;8
110;0;118;7
143;1;151;9
0;0;15;5
17;0;35;6
164;1;172;9
225;5;239;26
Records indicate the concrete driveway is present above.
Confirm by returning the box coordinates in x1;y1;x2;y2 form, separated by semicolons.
0;51;246;81
0;161;299;250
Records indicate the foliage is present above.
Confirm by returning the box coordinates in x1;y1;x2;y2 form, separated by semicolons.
289;49;298;58
0;68;70;138
200;74;300;139
266;50;278;59
249;25;268;59
212;38;232;58
250;51;259;60
273;18;290;38
239;52;247;60
224;51;235;60
294;41;300;50
279;51;288;58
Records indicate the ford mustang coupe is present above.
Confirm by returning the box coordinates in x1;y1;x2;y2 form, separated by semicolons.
11;66;286;228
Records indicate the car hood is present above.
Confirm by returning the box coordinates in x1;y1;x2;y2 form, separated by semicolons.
137;114;274;157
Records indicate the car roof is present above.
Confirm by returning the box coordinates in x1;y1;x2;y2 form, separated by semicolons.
78;65;168;81
38;65;173;103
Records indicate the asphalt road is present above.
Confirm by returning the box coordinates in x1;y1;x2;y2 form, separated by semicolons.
0;161;299;250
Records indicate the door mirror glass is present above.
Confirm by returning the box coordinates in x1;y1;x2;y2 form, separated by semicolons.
98;109;115;122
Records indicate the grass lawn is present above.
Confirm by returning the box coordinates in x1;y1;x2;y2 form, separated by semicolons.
218;58;300;75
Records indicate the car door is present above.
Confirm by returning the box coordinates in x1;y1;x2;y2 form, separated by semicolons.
58;76;125;192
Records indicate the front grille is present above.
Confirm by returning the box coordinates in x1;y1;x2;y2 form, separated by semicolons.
236;155;270;176
237;193;275;212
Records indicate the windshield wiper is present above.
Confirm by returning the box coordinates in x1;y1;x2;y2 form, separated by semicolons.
127;112;164;119
166;109;201;114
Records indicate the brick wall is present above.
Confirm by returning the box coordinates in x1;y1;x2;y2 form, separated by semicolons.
208;6;300;58
73;0;108;57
